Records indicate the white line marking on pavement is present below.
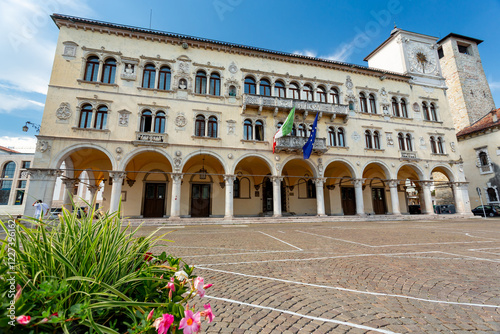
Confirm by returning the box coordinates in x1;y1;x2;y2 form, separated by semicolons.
198;267;500;309
258;231;303;251
182;250;301;258
297;230;497;248
168;246;266;252
204;295;400;334
195;251;438;267
221;225;248;227
438;251;500;263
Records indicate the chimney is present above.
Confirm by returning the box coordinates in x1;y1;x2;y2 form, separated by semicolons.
492;109;498;123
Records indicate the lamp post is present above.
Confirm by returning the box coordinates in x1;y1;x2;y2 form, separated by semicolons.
22;121;40;133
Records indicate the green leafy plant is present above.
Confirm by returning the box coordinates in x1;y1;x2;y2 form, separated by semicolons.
0;205;214;333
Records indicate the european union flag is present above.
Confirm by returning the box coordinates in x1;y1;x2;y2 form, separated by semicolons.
302;112;319;159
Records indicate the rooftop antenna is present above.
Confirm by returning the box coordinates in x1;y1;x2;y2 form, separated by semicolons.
149;9;152;29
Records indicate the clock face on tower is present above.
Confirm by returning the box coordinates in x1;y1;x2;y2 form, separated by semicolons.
408;44;437;75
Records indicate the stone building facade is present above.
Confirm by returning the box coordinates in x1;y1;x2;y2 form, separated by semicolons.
437;34;496;132
0;147;32;217
23;15;472;219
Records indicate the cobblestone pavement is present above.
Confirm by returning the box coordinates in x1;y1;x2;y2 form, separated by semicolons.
136;218;500;333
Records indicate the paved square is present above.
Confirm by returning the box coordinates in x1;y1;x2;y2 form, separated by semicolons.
137;219;500;333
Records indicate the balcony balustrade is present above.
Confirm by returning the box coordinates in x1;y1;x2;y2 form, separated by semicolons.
274;136;328;155
242;94;348;121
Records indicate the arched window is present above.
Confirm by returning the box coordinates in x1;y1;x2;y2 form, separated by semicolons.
359;93;368;113
195;115;205;137
437;137;444;154
405;133;413;151
140;110;153;132
479;152;489;166
400;99;408;118
154;111;166;133
207;116;218;138
158;66;171;90
255;120;264;141
348;101;354;110
487;188;498;202
195;71;207;94
101;58;116;84
243;119;253;140
84;56;100;82
94;105;108;130
244;77;256;94
303;84;313;101
422;102;430;120
430;103;437;121
209;72;221;96
307;179;316;198
430;136;437;153
233;178;240;198
142;64;156;89
79;104;93;128
259;79;271;96
330;87;339;104
291;123;297;136
398;133;405;150
369;94;376;114
274;81;286;98
0;161;15;205
392;97;400;117
329;127;336;146
289;83;300;99
373;131;380;149
277;122;283;131
298;124;307;137
317;86;327;103
338;128;345;147
365;130;373;149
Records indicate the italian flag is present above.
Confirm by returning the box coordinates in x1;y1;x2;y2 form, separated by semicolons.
273;107;295;153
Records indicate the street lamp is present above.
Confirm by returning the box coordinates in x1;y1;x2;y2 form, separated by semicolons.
22;121;40;133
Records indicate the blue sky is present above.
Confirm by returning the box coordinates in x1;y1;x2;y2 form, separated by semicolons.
1;0;499;152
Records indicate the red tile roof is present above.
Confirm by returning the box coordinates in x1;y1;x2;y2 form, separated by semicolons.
0;146;21;154
456;108;500;137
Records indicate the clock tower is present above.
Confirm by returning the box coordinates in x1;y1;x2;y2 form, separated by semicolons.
364;28;446;89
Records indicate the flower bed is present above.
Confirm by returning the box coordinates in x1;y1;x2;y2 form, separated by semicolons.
0;207;214;333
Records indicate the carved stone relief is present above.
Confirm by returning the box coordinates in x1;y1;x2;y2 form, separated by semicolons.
56;102;72;120
36;140;51;153
118;109;131;127
175;113;187;128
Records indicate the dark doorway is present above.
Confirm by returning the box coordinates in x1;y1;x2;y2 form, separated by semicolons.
263;177;273;213
191;183;211;217
143;183;166;217
341;187;356;215
372;187;387;214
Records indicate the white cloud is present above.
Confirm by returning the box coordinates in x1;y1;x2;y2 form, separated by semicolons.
0;136;37;153
489;81;500;92
0;0;93;95
0;92;44;113
293;37;360;64
293;50;318;58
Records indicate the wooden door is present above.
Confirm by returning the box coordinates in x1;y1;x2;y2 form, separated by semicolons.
372;187;387;214
341;187;356;215
191;184;211;217
262;178;273;212
143;183;166;217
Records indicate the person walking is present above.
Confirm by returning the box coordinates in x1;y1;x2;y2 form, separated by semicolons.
33;200;49;219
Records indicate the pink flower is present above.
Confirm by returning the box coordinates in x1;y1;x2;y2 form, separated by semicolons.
147;309;155;321
167;280;176;300
203;283;213;290
144;252;154;261
17;315;31;325
179;310;201;334
194;277;205;298
154;313;174;334
40;312;58;324
202;303;215;323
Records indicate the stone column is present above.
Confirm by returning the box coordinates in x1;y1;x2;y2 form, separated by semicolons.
62;178;79;212
23;169;61;217
109;172;126;214
224;175;236;219
272;176;283;217
154;66;160;89
452;182;472;215
87;184;101;207
97;59;104;82
388;180;401;215
170;173;183;219
314;178;327;216
352;179;365;216
420;181;434;215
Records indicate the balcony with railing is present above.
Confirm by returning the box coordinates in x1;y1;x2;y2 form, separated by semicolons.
400;151;418;160
274;136;328;155
132;132;168;147
242;94;349;120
